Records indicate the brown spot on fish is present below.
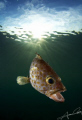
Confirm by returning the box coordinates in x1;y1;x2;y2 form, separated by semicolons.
37;82;40;84
33;71;36;74
35;64;37;67
35;76;37;79
37;76;39;79
34;81;36;84
36;85;38;88
40;71;42;76
41;83;45;86
40;76;42;80
43;87;46;90
37;71;39;74
43;74;46;78
32;75;34;78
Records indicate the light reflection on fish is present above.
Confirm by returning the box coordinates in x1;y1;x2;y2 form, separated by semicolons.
16;53;66;102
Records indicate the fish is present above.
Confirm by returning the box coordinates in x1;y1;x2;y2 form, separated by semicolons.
16;53;66;102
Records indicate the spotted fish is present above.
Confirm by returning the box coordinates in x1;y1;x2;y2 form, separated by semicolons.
16;53;66;102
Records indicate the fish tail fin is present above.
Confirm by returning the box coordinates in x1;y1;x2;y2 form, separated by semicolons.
16;76;30;85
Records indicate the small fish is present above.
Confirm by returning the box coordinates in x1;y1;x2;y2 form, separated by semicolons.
16;54;66;102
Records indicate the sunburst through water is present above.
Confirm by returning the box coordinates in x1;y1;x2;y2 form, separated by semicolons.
0;0;82;44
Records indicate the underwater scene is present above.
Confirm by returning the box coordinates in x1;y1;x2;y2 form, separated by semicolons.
0;0;82;120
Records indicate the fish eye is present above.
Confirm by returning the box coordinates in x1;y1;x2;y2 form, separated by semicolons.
46;77;55;85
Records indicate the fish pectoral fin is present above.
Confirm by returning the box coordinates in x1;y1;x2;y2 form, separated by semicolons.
16;76;30;85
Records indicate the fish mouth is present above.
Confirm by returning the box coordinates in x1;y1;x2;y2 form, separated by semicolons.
49;89;66;102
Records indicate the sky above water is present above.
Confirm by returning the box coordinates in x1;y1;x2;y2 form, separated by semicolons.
0;0;82;35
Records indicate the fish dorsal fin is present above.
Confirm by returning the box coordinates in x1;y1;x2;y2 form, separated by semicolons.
35;53;42;60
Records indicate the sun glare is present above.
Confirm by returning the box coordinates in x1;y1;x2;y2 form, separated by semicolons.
32;31;43;39
22;21;49;40
31;27;44;39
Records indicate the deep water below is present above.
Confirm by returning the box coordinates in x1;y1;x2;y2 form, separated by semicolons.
0;32;82;120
